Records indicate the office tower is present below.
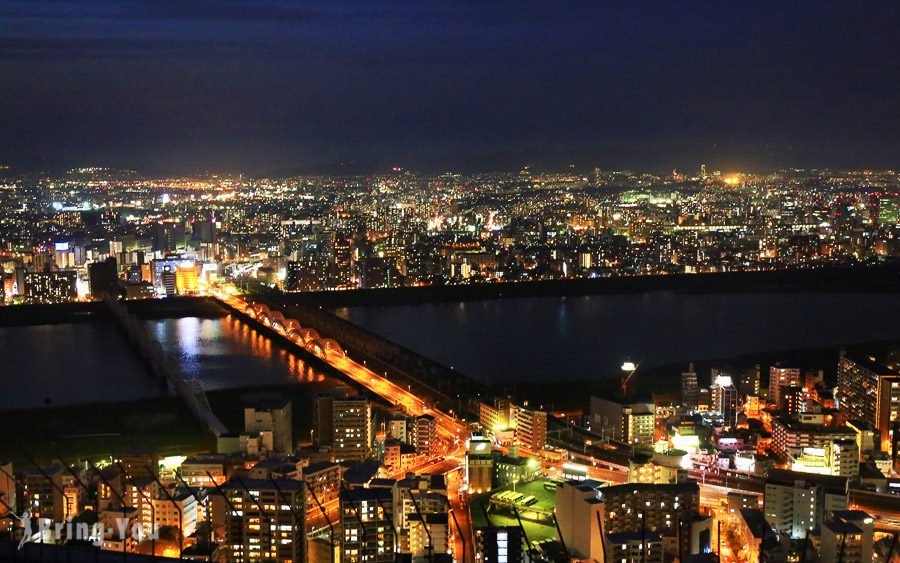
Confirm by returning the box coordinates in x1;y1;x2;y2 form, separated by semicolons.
411;414;437;456
152;222;186;252
313;394;335;446
710;374;739;427
763;469;848;538
769;364;802;407
88;257;119;298
836;352;900;452
340;487;395;562
333;397;371;462
681;363;698;409
476;527;527;563
24;270;77;303
466;435;494;495
224;478;306;562
284;260;305;292
331;236;355;289
194;219;218;244
175;263;199;294
511;405;548;451
244;399;293;453
160;266;177;296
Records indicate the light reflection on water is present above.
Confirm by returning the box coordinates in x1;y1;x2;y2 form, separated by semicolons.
149;315;328;389
0;316;332;412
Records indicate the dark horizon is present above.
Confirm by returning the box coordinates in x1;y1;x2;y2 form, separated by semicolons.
2;1;899;176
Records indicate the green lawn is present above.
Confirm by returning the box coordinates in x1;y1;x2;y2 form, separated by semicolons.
0;397;213;464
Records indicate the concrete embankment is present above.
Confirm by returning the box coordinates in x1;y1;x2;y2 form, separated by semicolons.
104;297;229;436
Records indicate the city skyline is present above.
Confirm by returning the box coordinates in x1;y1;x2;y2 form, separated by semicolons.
4;3;900;561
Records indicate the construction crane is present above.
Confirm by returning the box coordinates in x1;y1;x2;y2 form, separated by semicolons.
620;360;639;398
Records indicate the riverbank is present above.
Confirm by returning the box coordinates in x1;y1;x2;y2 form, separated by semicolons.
280;264;900;308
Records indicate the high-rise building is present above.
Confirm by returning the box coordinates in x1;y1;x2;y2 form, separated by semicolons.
739;364;761;397
411;414;437;456
333;397;371;462
393;474;448;556
88;257;119;298
681;364;698;410
313;393;335;446
511;405;547;451
769;364;802;408
836;352;900;452
151;222;186;252
591;397;654;444
818;510;874;563
24;270;77;303
770;413;857;460
710;374;739;427
160;266;177;296
763;469;848;539
224;478;306;562
340;487;395;562
600;482;701;556
555;480;606;560
175;263;199;294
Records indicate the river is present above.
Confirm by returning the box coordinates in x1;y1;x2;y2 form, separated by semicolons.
336;291;900;383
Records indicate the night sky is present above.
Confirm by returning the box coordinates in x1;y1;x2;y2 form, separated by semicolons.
1;1;898;175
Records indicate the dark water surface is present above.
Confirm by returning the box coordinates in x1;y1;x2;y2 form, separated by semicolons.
0;315;329;411
336;291;900;383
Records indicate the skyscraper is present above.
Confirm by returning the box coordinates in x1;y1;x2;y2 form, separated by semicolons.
710;374;739;427
333;397;372;462
769;364;801;408
681;364;698;410
836;352;900;453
